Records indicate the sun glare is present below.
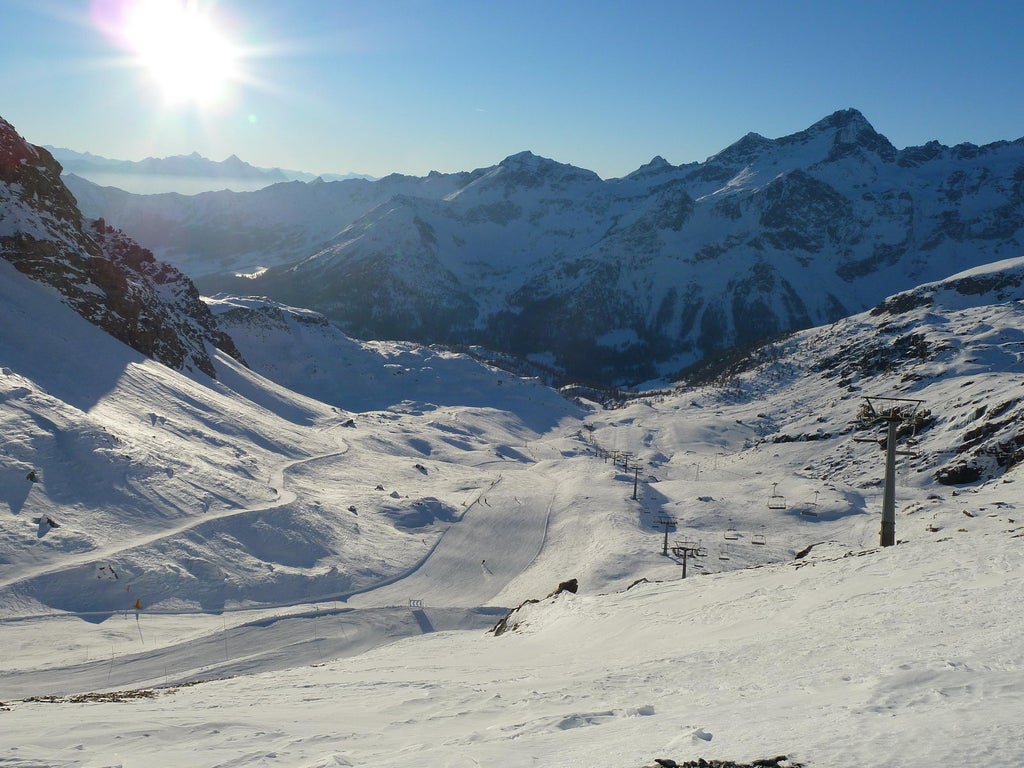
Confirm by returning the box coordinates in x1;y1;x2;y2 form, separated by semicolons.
121;0;240;106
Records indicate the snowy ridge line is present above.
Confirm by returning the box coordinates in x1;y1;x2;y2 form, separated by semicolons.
66;109;1024;386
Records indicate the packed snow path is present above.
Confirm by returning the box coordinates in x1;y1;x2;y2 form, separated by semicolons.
348;473;555;609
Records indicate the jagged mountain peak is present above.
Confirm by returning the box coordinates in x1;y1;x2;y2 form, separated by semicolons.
897;139;947;167
695;109;897;182
1;118;87;231
498;150;547;167
784;107;896;161
705;131;774;166
625;155;677;179
806;107;873;133
1;115;40;162
493;151;601;186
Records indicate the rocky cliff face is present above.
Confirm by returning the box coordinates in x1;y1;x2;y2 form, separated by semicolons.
0;116;243;377
68;109;1024;384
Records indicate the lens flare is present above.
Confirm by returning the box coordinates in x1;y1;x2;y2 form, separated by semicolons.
94;0;241;107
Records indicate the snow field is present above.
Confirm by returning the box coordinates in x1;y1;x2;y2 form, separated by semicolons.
3;257;1024;765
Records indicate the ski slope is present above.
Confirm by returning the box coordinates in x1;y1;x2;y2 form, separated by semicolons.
2;258;1023;766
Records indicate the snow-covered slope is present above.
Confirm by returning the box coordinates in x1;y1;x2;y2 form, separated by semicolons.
204;294;579;423
69;109;1024;383
1;253;1022;766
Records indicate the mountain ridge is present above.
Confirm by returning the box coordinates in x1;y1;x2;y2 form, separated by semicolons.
45;145;374;191
65;108;1024;384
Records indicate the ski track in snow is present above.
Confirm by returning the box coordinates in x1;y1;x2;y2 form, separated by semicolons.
0;424;350;598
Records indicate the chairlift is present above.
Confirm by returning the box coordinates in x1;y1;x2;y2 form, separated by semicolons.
752;528;767;546
718;545;731;561
767;482;786;510
800;490;820;517
724;527;740;541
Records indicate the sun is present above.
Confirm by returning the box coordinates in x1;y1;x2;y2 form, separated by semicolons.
122;0;240;106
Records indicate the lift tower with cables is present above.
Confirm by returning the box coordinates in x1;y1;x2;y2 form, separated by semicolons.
857;396;924;547
656;515;677;556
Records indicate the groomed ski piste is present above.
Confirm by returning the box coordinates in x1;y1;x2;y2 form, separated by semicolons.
1;257;1023;767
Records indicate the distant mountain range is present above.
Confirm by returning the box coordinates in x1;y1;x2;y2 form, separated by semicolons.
46;146;373;193
63;109;1024;384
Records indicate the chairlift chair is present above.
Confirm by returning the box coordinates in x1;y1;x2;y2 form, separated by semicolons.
752;529;767;546
800;490;820;517
767;482;786;510
718;545;731;561
724;527;740;541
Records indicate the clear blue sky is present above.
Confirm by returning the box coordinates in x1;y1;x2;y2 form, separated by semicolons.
3;0;1022;178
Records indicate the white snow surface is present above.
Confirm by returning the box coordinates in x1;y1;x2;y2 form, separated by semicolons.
2;258;1023;767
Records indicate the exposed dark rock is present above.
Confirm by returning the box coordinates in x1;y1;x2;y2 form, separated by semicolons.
0;115;243;377
490;598;539;637
490;578;579;636
772;431;832;443
936;463;985;485
643;756;802;768
550;578;578;596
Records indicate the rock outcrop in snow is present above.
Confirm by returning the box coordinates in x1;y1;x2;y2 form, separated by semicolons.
0;115;244;377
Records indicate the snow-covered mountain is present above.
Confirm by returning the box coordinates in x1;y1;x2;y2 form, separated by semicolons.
2;113;1023;767
67;109;1024;383
66;167;481;275
1;116;243;377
